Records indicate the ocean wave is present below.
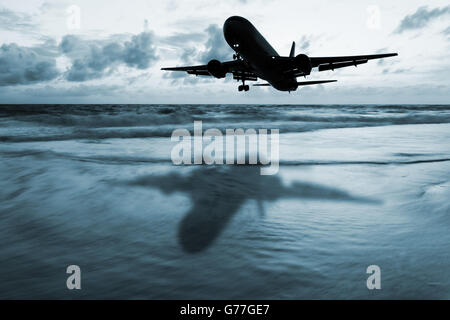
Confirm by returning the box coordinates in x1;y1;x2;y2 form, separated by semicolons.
2;149;450;167
1;104;450;129
1;120;449;143
1;104;450;143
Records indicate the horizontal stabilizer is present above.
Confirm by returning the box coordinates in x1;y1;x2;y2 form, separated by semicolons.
297;80;337;86
254;80;337;87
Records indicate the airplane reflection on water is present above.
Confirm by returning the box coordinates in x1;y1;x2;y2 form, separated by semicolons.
124;165;380;253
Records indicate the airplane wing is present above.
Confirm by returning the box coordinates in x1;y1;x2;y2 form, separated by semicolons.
161;64;211;76
274;52;397;76
310;53;398;71
161;60;258;81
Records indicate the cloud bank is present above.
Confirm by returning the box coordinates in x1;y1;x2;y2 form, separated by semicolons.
0;31;159;86
395;5;450;33
0;43;59;86
60;32;158;81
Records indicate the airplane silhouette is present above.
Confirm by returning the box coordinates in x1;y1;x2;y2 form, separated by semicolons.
162;16;398;92
125;165;379;253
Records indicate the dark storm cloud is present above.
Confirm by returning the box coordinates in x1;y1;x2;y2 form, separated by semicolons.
298;35;311;52
395;5;450;33
162;24;233;84
0;30;159;86
0;7;36;32
0;43;59;86
199;24;234;63
180;47;199;64
161;25;230;65
60;32;159;82
0;6;59;87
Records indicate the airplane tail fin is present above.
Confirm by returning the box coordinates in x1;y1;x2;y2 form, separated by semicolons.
289;41;296;58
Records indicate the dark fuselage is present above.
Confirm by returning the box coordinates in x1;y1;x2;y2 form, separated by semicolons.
223;16;298;91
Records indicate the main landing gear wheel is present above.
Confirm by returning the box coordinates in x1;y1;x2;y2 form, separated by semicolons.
238;77;249;92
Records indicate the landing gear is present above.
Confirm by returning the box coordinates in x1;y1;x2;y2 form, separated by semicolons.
238;84;249;92
238;78;250;92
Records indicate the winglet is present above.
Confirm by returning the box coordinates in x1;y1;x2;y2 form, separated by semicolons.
289;41;296;58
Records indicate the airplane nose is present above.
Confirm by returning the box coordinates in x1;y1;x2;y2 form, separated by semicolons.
224;16;248;29
224;16;249;42
225;16;244;24
224;17;235;32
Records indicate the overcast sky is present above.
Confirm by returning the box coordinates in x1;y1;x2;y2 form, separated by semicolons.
0;0;449;104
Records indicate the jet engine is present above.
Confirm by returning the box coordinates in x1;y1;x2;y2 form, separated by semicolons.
294;54;312;75
207;59;227;78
